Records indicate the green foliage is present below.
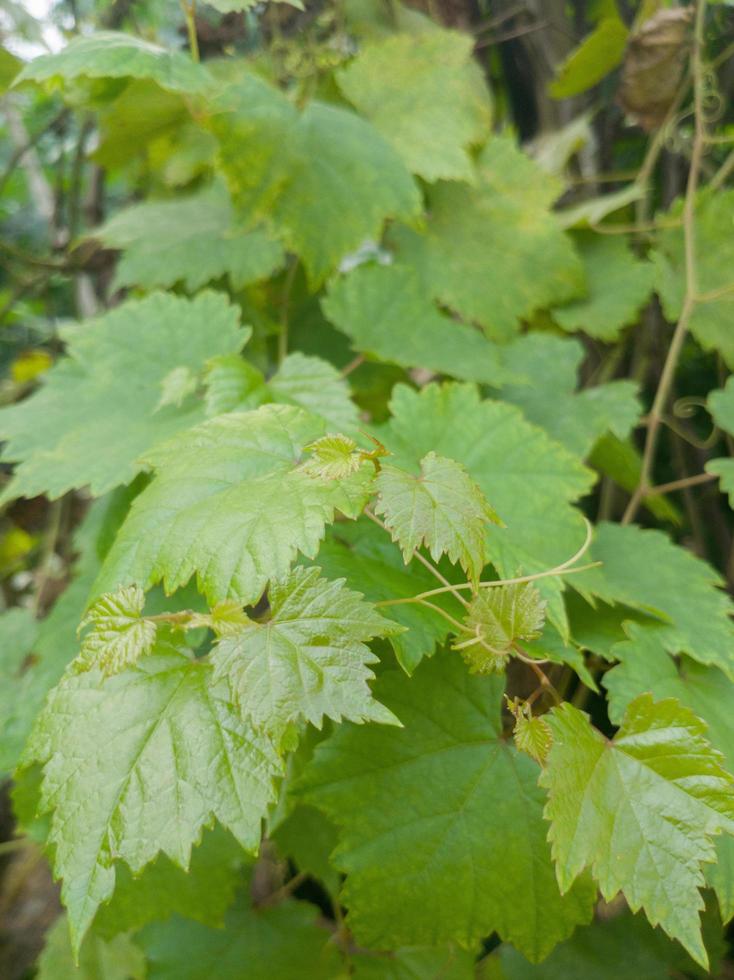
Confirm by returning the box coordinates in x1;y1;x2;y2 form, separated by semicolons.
3;10;734;978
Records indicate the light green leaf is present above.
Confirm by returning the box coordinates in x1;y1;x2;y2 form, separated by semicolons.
139;895;340;979
0;608;39;770
378;382;594;637
549;16;628;98
556;183;645;230
15;31;212;94
211;566;400;735
0;291;247;501
389;136;584;341
707;379;734;506
315;519;465;673
93;183;285;293
213;72;420;284
22;641;282;950
303;434;364;480
573;521;734;677
322;262;514;386
204;0;302;11
301;653;595;961
552;233;655;340
375;451;501;584
456;583;546;674
541;696;734;966
352;945;476;979
76;586;156;675
654;189;734;367
337;29;491;182
268;352;361;434
94;404;373;605
588;432;683;524
707;458;734;506
509;700;553;766
501;333;641;458
36;916;145;980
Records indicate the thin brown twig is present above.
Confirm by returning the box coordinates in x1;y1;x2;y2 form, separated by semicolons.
644;471;718;497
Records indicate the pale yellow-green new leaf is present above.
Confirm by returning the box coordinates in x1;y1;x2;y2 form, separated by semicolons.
76;586;156;676
456;583;546;674
375;451;501;585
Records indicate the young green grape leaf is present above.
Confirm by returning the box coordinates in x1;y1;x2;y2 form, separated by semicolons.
541;696;734;966
93;182;285;292
573;521;734;677
186;600;251;637
301;653;595;961
501;333;641;458
456;583;546;674
375;451;501;584
315;519;464;673
0;291;247;501
303;434;364;480
76;585;156;675
211;566;401;735
337;29;491;182
508;698;553;765
604;622;734;922
15;31;212;94
22;640;282;951
94;404;374;606
36;916;146;980
139;895;340;980
389;135;584;341
653;189;734;368
552;233;655;341
212;72;420;284
322;262;515;387
378;382;594;636
549;15;628;98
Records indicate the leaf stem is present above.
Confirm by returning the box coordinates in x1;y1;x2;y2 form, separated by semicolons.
180;0;200;63
622;0;708;526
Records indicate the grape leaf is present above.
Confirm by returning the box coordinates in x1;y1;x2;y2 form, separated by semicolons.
76;585;156;675
337;29;491;182
94;825;249;937
211;566;400;735
501;333;641;458
352;945;476;979
271;803;340;894
707;379;734;506
212;72;420;284
315;519;465;673
389;136;584;341
653;189;734;367
93;182;285;292
541;696;734;965
0;291;247;501
322;262;514;386
457;583;546;674
204;0;302;11
603;622;734;922
708;458;734;507
139;895;340;980
573;522;734;677
0;608;39;774
375;452;501;584
301;652;595;960
94;404;373;605
22;640;282;950
549;16;628;98
377;382;594;635
36;916;145;980
15;31;212;94
552;233;655;341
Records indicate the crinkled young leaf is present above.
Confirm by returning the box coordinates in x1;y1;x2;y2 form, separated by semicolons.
375;451;501;584
0;291;247;501
604;623;734;922
301;653;595;961
456;583;546;674
511;706;553;766
501;333;641;458
211;566;400;735
22;641;282;951
139;895;340;980
213;72;420;284
552;233;655;341
378;382;594;635
573;522;734;677
389;136;584;341
315;519;464;673
303;434;364;480
541;696;734;966
76;585;156;675
93;182;285;292
653;189;734;367
337;29;491;182
15;31;212;94
94;404;373;605
322;262;514;387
